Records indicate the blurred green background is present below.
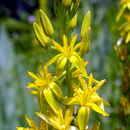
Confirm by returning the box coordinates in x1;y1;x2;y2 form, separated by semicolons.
0;0;128;130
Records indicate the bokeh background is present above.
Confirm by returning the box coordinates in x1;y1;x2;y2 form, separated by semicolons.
0;0;128;130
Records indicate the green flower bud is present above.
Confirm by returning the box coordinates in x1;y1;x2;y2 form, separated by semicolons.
80;27;91;56
33;22;50;48
62;0;72;7
69;12;78;29
78;107;89;130
80;10;91;39
40;9;54;37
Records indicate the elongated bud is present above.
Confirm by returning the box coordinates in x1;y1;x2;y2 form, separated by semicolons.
80;27;91;56
33;22;50;48
69;12;78;29
62;0;72;7
78;107;89;130
40;9;54;37
80;10;91;39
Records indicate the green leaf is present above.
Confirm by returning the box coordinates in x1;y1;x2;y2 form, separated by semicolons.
80;10;91;39
78;107;89;130
40;9;54;37
43;88;59;114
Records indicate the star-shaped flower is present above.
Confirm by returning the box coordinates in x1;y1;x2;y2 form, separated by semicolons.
36;106;74;130
63;74;109;130
46;34;87;76
26;63;63;114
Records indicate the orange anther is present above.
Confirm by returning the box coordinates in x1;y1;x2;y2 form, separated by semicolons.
27;91;30;95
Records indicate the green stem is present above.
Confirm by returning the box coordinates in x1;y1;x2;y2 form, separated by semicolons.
66;61;73;97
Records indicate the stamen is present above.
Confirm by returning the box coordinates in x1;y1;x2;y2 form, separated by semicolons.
27;91;30;95
49;72;53;76
76;33;79;37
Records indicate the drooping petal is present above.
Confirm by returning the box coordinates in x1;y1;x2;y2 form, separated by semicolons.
78;107;89;130
56;56;67;76
43;88;59;114
49;82;62;98
70;52;87;75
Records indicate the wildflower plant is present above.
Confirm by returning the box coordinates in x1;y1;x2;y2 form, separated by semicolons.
16;0;109;129
115;0;130;128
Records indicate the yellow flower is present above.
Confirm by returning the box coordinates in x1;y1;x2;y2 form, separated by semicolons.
46;34;87;76
36;106;74;130
26;63;63;114
63;74;109;130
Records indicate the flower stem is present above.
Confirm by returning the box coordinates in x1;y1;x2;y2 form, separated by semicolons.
66;61;73;97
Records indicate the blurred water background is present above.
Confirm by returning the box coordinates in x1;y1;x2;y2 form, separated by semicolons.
0;0;126;130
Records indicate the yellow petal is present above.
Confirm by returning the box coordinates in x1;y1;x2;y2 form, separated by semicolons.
63;34;68;51
25;114;39;129
78;107;89;130
43;88;60;114
91;103;109;117
56;56;67;76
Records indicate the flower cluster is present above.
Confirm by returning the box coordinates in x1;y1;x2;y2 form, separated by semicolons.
16;0;109;129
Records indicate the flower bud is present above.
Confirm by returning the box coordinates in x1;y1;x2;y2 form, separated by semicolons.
62;0;72;7
33;22;50;48
80;10;91;39
40;9;54;37
80;27;91;56
69;12;78;29
78;107;89;130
